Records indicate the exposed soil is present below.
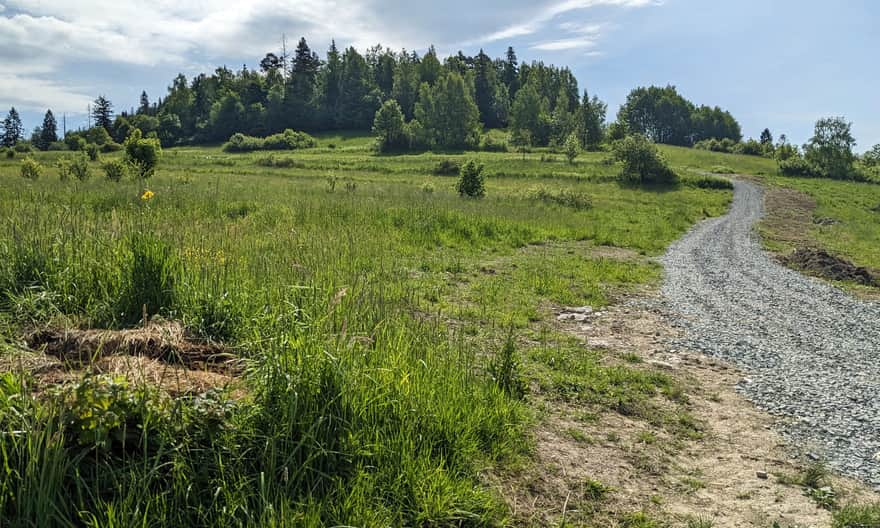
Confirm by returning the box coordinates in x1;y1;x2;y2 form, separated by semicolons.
9;321;243;396
26;321;239;372
498;300;878;527
759;186;817;249
781;248;878;286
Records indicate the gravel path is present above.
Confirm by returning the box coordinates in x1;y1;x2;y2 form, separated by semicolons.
661;179;880;487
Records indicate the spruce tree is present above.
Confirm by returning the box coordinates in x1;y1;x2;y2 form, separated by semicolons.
502;47;520;98
1;107;23;147
38;110;58;149
760;128;773;145
92;96;114;131
138;91;151;114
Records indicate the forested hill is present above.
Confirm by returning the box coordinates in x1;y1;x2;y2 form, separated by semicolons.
70;38;741;150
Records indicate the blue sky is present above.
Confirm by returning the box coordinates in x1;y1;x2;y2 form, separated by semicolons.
1;0;878;149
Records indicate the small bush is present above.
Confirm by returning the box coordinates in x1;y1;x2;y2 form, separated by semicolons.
86;143;100;161
432;159;461;176
101;141;123;153
69;152;91;181
102;159;128;182
685;175;734;190
14;143;32;153
456;159;485;198
564;133;580;164
526;186;592;210
255;155;304;168
56;158;71;181
5;148;14;159
613;135;678;184
709;165;735;174
124;129;161;179
47;141;68;151
223;129;317;153
20;156;42;180
779;156;816;177
480;134;508;152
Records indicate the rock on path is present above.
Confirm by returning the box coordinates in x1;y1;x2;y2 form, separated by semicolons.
660;179;880;487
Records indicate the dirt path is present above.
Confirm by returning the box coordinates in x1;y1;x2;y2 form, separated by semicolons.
661;179;880;487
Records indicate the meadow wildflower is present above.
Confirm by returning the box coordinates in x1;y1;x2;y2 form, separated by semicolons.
141;190;155;201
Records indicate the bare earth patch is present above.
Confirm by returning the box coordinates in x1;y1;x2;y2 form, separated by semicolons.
5;321;242;396
497;298;878;526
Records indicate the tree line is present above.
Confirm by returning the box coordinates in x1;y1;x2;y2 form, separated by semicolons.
1;38;750;155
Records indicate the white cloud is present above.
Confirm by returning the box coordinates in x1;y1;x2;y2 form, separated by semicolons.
532;37;599;51
0;73;92;113
478;0;658;43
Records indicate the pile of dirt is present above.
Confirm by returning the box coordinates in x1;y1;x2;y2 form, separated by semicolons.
781;248;878;287
26;321;239;373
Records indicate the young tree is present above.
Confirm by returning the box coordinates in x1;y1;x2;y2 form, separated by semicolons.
760;128;773;145
578;90;606;150
510;80;551;146
38;110;58;150
138;91;151;115
1;107;23;147
414;72;481;149
372;100;408;152
124;129;162;179
612;134;677;184
456;159;485;197
862;144;880;168
92;95;114;131
501;47;520;98
804;116;856;179
564;133;580;164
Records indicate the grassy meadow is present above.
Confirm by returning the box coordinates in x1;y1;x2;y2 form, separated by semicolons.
0;134;760;526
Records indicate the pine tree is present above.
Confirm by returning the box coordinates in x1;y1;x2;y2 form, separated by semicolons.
1;107;23;147
38;110;58;149
502;47;520;98
92;96;114;131
138;91;151;115
474;49;499;128
760;128;773;145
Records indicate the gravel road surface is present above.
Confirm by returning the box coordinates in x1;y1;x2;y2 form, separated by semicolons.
661;179;880;486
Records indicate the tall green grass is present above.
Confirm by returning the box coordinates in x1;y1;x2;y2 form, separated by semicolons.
0;137;731;524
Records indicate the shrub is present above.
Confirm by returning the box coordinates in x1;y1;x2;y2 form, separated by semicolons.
432;159;461;176
86;143;100;161
56;158;71;181
223;129;316;153
480;134;508;153
526;186;592;210
47;141;68;151
372;100;410;153
733;138;764;156
5;148;14;159
69;152;91;181
685;175;734;190
20;156;42;180
456;159;485;198
65;135;87;152
778;156;816;177
14;143;32;153
101;141;123;153
612;135;678;184
124;129;162;179
564;133;580;164
255;155;304;168
102;158;128;182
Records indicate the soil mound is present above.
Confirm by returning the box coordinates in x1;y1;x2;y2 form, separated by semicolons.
782;248;878;287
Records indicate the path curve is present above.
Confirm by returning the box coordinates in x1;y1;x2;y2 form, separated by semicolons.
661;179;880;486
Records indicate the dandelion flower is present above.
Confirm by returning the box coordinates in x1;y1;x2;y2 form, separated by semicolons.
141;190;155;201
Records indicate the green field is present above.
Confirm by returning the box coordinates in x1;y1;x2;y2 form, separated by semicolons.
0;134;808;526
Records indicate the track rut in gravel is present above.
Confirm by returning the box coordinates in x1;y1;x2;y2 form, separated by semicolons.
661;179;880;486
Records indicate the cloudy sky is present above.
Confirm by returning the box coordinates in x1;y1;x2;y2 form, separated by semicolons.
1;0;878;148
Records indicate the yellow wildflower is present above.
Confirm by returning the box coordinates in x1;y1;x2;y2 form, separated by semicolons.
141;190;155;201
